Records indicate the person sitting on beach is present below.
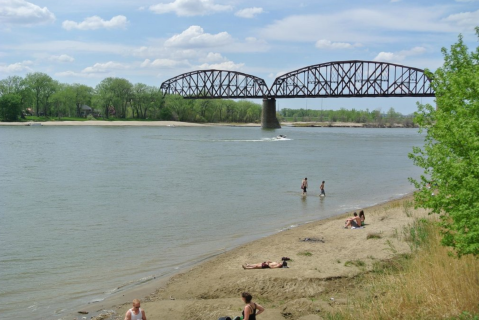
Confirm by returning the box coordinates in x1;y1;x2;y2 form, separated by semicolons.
344;212;362;229
124;299;146;320
241;292;265;320
242;260;287;269
359;210;365;226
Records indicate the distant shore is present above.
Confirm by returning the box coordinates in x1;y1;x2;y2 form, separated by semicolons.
0;120;416;128
66;194;427;320
0;120;256;127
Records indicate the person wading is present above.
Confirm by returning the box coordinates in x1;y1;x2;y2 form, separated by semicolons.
301;177;308;196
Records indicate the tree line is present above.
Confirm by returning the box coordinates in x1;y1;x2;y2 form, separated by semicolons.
0;73;262;123
1;72;413;125
280;107;415;127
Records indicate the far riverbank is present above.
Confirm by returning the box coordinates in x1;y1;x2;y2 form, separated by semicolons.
0;120;415;128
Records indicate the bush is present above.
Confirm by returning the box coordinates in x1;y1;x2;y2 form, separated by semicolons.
0;93;22;122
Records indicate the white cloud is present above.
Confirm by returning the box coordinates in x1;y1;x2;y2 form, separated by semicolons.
0;60;33;73
62;15;128;31
56;61;130;78
374;46;427;62
235;7;263;18
55;71;101;78
198;60;244;70
443;9;479;30
259;7;477;44
140;58;189;68
164;26;232;48
49;54;74;63
315;39;362;50
82;61;129;73
0;0;55;26
199;52;225;63
149;0;231;16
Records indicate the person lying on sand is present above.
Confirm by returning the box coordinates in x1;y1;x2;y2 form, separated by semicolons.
344;212;362;229
242;260;287;269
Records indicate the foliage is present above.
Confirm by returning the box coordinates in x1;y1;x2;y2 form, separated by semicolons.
0;93;22;121
0;74;260;124
409;28;479;256
280;107;412;126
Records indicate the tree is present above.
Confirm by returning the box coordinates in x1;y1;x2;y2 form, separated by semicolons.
0;93;22;121
23;72;55;116
71;84;93;117
95;78;116;119
0;76;24;95
409;28;479;256
51;84;76;118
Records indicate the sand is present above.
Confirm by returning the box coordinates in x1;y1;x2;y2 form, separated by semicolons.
71;196;427;320
0;121;260;127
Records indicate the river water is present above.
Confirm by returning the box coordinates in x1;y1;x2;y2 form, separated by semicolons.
0;126;423;319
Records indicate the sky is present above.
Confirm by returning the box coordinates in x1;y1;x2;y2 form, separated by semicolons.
0;0;478;113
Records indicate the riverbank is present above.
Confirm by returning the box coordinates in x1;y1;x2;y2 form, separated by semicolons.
68;195;430;320
283;121;416;128
0;120;415;128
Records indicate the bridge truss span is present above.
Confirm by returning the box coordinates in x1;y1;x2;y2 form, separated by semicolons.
159;69;269;99
269;60;434;98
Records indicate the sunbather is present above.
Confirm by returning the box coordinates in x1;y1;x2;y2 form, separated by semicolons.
242;260;287;269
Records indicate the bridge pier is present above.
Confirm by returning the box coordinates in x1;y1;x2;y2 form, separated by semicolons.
262;97;281;129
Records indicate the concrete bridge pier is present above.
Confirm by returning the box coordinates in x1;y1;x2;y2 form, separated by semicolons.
262;97;281;129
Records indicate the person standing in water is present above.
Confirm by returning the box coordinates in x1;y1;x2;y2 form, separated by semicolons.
320;181;325;197
301;177;308;196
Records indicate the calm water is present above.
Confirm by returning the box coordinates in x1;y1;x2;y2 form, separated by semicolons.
0;126;423;319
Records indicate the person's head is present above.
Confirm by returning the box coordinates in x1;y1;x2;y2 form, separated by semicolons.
359;210;365;218
132;299;141;310
353;212;358;217
305;177;307;180
322;181;325;184
241;292;253;303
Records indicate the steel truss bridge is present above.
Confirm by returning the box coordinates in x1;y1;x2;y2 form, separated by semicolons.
160;60;435;128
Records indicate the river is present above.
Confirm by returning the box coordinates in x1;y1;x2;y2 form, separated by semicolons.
0;125;423;319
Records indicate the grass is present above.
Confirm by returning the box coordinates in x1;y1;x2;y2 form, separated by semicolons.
297;251;313;257
325;219;479;319
366;232;382;239
344;260;366;268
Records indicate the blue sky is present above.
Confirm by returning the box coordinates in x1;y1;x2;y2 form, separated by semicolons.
0;0;478;113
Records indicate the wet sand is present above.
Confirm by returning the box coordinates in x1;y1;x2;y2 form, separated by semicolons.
69;195;427;320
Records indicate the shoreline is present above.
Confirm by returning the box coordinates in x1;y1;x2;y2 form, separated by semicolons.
0;120;417;128
0;120;259;127
65;192;420;320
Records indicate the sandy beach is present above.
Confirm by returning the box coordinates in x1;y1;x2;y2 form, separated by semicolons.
0;121;261;127
70;195;427;320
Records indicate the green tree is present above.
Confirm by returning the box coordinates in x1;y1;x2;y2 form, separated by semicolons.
23;72;55;116
71;84;93;117
51;84;76;118
409;28;479;256
0;93;22;121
